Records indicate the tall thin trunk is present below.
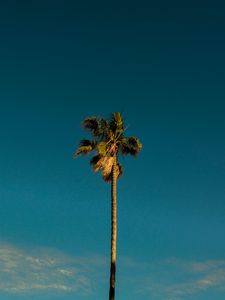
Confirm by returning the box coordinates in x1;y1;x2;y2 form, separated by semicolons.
109;155;117;300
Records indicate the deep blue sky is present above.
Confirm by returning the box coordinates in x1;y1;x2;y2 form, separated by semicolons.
1;1;225;299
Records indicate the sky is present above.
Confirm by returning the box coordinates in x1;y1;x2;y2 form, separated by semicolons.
0;0;225;299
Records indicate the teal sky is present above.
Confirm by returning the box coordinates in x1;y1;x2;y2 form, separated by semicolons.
1;1;225;299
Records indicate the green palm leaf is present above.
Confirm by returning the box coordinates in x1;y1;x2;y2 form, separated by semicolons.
82;117;100;136
110;112;124;135
74;139;96;156
120;136;142;156
76;113;142;177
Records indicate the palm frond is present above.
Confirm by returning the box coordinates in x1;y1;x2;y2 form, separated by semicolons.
102;172;112;182
102;162;123;182
99;118;109;133
76;112;142;181
97;141;108;156
110;112;124;135
102;156;114;176
120;137;131;155
90;154;114;181
102;158;114;182
75;146;92;156
90;155;113;174
106;129;114;140
120;136;142;156
78;139;96;147
116;163;123;178
82;117;100;136
74;139;96;156
90;154;103;171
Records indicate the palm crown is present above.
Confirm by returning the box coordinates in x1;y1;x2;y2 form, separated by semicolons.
75;112;142;181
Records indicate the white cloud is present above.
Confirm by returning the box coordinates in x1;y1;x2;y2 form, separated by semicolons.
136;258;225;300
1;242;224;300
0;242;103;295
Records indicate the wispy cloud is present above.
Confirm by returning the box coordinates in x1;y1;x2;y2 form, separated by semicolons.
1;242;224;300
0;242;105;295
135;257;225;300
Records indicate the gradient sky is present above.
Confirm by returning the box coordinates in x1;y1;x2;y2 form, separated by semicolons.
1;1;225;299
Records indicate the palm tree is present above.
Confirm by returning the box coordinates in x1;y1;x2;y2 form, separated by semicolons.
75;112;142;300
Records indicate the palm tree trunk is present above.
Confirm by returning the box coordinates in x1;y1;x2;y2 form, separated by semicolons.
109;155;117;300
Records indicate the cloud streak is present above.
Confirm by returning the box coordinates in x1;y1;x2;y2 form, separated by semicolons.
1;242;224;300
137;258;225;300
0;242;99;295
